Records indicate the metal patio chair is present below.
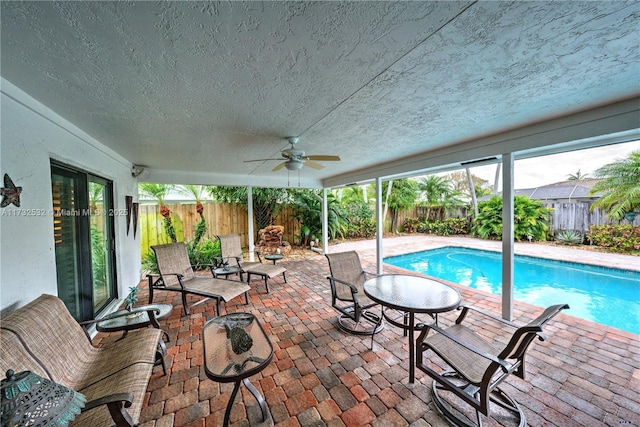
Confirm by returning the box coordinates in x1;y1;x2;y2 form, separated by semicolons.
325;250;383;337
416;303;569;427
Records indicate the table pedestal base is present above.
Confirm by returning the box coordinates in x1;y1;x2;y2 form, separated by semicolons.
224;378;268;427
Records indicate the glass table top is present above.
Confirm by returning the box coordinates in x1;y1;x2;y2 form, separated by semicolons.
203;313;273;383
364;274;460;313
96;303;173;332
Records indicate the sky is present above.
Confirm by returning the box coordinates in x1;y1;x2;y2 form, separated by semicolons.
467;140;640;190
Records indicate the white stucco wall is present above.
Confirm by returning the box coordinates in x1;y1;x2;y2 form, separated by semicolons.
0;79;141;313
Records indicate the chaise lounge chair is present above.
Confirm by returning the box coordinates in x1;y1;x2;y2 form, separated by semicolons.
217;234;287;293
148;242;250;316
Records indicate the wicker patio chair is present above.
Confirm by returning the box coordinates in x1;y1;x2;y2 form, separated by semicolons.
148;242;250;316
217;234;287;293
416;303;569;427
325;250;383;336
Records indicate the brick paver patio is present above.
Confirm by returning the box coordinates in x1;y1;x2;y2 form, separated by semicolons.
93;237;639;427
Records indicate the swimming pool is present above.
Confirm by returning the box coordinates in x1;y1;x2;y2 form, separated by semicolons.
384;247;640;335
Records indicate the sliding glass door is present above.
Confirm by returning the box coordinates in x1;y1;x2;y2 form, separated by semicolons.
51;162;117;320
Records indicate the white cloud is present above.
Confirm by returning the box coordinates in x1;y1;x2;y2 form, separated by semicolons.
469;140;640;190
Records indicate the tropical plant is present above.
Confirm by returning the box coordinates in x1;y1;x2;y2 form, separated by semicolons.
416;175;467;220
567;169;589;181
418;175;466;206
176;185;211;245
471;195;552;241
186;237;221;270
208;186;291;239
589;150;640;220
417;218;469;236
290;190;346;244
555;230;583;245
343;198;376;238
90;226;107;290
383;178;419;233
139;183;177;242
402;217;420;233
587;224;640;252
142;250;158;274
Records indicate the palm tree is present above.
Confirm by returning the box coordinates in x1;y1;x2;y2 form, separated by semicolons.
383;178;419;233
567;169;589;180
175;185;212;245
208;186;291;240
589;150;640;220
139;183;177;242
417;175;466;220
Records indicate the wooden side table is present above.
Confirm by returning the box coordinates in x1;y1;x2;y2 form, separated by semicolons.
203;313;273;426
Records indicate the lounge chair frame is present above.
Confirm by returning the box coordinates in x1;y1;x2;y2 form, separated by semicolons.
148;242;250;316
217;234;287;293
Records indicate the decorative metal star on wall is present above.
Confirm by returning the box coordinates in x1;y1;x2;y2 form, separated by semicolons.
1;174;22;207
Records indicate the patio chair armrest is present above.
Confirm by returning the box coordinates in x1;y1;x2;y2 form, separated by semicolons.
417;322;511;373
82;392;134;427
326;276;359;293
191;262;215;270
247;250;264;263
455;305;519;328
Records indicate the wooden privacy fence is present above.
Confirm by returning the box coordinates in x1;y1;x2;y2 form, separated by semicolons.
544;202;639;233
395;202;638;234
139;203;301;256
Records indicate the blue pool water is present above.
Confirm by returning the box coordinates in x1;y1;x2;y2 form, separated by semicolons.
384;247;640;335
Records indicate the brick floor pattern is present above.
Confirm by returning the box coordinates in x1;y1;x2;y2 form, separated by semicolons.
93;243;639;427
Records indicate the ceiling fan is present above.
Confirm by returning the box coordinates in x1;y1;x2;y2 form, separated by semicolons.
245;137;341;171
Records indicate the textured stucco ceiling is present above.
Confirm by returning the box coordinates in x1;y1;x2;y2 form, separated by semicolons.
1;1;639;188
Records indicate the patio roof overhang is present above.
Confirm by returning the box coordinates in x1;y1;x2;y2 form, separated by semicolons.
1;1;639;190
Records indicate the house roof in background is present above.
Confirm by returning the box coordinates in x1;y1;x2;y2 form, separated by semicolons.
481;179;604;202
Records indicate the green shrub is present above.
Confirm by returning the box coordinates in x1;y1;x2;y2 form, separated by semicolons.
416;218;469;236
402;217;421;233
187;237;221;270
142;250;158;274
471;195;552;241
555;230;583;245
344;200;376;238
444;218;470;235
587;225;640;252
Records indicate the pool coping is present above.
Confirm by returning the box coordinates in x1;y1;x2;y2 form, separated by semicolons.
329;235;640;273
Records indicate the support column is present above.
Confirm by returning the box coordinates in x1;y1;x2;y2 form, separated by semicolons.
502;153;514;321
247;186;255;262
376;177;384;275
322;188;328;253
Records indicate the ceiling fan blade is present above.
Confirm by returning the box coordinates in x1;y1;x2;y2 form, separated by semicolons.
244;158;281;162
305;160;325;170
306;155;341;161
272;162;287;171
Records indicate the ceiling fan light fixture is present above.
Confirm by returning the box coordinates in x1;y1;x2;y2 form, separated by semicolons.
285;159;304;170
